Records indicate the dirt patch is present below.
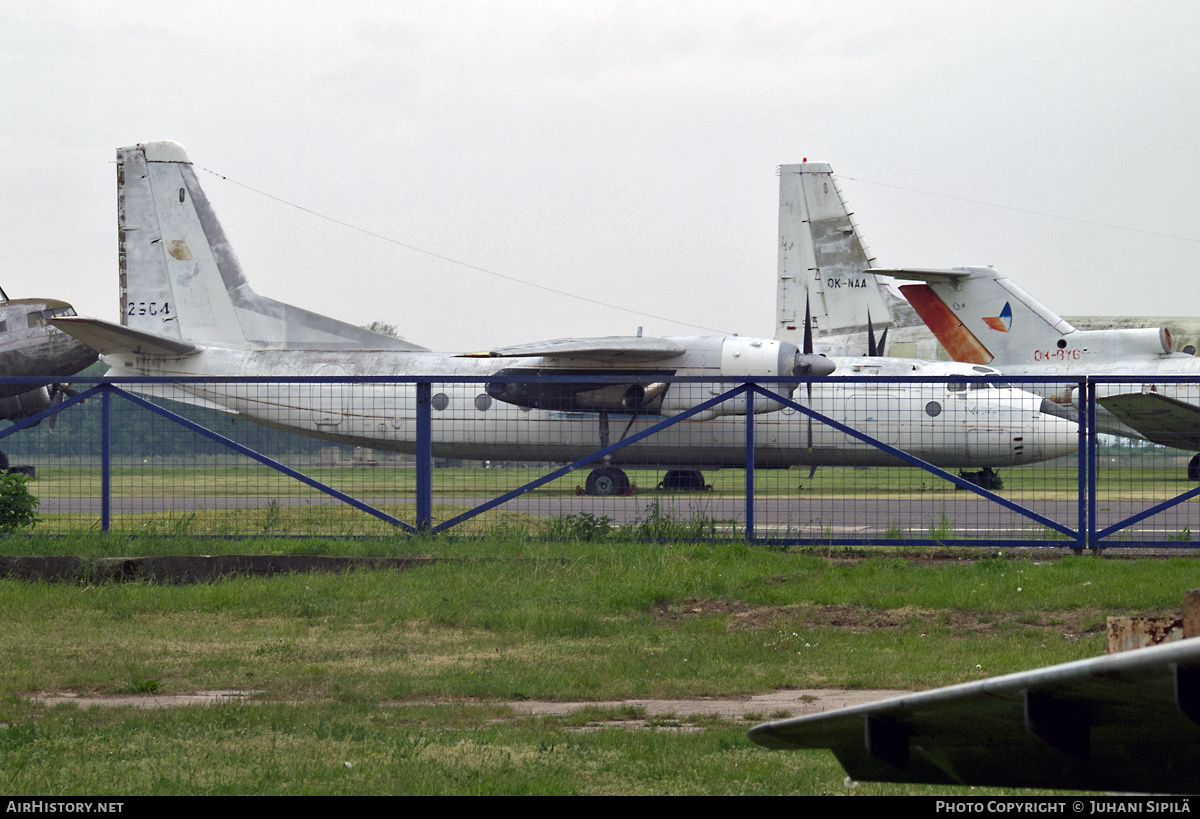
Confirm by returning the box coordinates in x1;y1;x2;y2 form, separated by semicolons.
655;598;1113;638
652;598;759;619
30;690;259;709
0;555;442;583
29;688;906;720
505;688;906;719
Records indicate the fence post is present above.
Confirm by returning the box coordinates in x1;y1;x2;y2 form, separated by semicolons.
745;383;755;542
415;380;432;531
1086;379;1098;551
101;384;111;532
1075;377;1086;551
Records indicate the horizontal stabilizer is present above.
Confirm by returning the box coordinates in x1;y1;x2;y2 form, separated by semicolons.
459;336;688;361
51;317;199;358
1098;390;1200;450
872;268;973;283
749;638;1200;794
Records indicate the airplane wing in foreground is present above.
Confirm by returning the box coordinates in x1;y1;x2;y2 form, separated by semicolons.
1097;391;1200;451
748;639;1200;794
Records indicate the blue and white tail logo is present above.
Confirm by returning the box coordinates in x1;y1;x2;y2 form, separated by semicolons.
983;302;1012;333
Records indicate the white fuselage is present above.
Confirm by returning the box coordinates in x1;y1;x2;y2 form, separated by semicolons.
104;346;1078;468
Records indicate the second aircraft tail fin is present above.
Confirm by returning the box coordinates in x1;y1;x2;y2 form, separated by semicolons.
883;267;1077;366
775;162;895;346
117;141;427;352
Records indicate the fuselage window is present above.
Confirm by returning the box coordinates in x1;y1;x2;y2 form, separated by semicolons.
474;394;492;412
925;401;943;417
26;312;44;328
431;393;449;411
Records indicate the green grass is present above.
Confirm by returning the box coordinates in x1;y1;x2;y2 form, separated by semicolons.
0;701;1076;796
1;540;1195;794
0;545;1188;700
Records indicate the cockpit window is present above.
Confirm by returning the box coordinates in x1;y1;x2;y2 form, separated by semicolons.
947;382;967;393
26;312;44;328
41;307;77;320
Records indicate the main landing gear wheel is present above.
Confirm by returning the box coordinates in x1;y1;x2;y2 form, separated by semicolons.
1189;455;1200;482
585;466;630;496
658;469;706;491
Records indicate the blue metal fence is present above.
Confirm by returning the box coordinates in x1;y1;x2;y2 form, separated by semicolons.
0;373;1195;549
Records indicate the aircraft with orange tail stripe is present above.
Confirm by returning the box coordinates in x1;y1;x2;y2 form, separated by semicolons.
885;265;1200;478
773;161;1200;480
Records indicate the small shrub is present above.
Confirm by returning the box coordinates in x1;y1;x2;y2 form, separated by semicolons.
547;512;612;541
928;507;953;541
621;498;718;540
0;471;38;533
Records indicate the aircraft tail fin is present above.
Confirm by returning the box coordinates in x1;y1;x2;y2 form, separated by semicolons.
776;163;894;345
117;141;426;351
882;267;1077;366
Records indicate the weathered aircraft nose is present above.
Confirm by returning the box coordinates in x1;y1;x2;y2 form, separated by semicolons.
1034;398;1079;461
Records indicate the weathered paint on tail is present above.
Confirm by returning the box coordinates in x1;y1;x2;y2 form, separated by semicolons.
885;266;1174;366
776;163;891;344
117;141;425;352
898;283;993;365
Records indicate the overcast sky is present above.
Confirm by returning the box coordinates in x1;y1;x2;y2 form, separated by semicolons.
3;1;1198;350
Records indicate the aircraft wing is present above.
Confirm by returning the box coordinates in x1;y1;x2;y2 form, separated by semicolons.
748;639;1200;794
458;336;688;361
50;317;199;358
1097;391;1200;451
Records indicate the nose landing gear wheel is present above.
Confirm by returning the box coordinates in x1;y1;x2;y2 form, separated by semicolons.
585;466;630;496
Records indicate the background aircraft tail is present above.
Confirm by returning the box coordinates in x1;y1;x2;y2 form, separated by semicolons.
892;266;1175;366
775;163;916;348
889;267;1077;365
117;141;425;351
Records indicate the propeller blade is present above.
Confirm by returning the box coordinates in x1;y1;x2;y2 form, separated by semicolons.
48;386;65;432
867;312;877;357
803;296;813;356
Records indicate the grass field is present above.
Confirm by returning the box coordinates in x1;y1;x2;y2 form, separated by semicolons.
3;536;1198;794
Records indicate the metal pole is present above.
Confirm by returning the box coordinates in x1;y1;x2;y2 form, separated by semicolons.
1075;378;1087;552
745;383;755;542
416;380;432;531
101;385;110;532
1087;379;1098;552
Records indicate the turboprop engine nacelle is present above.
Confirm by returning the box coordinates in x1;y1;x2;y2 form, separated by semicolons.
0;386;54;425
659;337;829;419
486;336;828;416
